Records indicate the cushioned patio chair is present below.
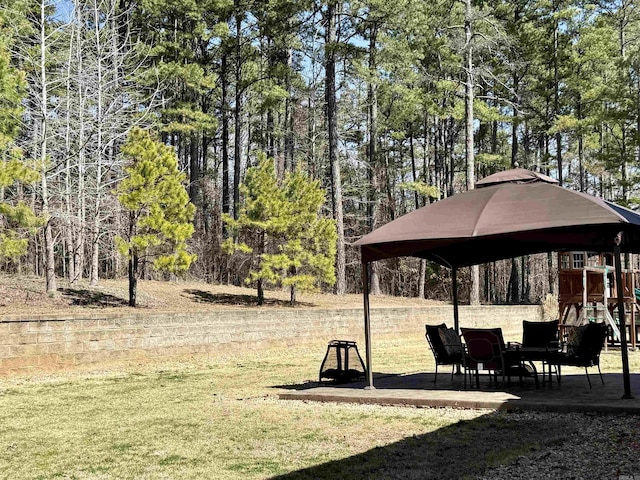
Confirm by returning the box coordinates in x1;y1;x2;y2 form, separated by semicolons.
548;322;608;388
425;324;463;383
461;327;521;388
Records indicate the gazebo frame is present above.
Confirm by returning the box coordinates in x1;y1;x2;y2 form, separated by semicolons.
355;169;639;399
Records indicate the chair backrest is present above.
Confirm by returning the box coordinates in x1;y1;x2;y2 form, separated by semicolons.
522;319;559;348
425;323;448;362
461;328;504;367
567;322;607;361
475;327;506;350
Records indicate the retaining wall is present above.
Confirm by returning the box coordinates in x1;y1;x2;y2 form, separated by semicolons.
0;305;542;375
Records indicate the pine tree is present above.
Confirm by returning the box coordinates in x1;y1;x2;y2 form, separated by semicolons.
223;154;336;305
116;128;197;307
0;14;42;262
0;151;42;260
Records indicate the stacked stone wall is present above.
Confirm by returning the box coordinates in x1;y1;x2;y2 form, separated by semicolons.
0;305;542;374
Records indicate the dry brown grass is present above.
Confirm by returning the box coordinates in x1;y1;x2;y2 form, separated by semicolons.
1;333;638;479
0;273;444;316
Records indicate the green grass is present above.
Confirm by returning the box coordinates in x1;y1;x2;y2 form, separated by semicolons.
0;334;637;479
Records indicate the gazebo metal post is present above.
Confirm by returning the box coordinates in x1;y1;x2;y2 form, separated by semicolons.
452;267;461;374
614;234;633;399
362;261;375;389
452;267;460;334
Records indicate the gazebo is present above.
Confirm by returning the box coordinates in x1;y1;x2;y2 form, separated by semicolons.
354;169;640;398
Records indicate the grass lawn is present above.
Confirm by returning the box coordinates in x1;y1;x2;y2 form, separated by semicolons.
0;334;638;479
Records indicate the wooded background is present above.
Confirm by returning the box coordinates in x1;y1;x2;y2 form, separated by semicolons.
2;0;640;305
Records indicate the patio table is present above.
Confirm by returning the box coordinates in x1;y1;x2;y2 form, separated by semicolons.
506;344;559;387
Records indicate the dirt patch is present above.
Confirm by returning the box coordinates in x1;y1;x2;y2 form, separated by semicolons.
0;274;445;316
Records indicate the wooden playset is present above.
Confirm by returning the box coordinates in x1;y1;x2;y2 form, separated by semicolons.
558;251;640;348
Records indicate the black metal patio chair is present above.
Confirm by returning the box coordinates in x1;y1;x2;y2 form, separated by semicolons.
425;323;463;383
548;322;608;388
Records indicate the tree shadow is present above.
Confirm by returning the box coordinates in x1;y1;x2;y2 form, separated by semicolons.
59;288;129;308
268;409;590;479
183;289;315;307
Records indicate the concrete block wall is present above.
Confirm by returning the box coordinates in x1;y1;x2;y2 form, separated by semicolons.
0;305;542;375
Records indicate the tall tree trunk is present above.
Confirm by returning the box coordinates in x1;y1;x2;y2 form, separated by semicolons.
325;0;346;295
284;48;294;172
553;0;563;185
189;132;200;205
128;252;138;307
221;52;230;217
74;14;86;283
507;257;519;303
257;231;265;305
367;23;381;296
233;3;243;220
39;0;56;294
448;117;455;197
465;0;479;305
577;97;585;192
90;0;104;286
64;23;76;284
511;5;521;169
410;131;427;298
128;213;138;306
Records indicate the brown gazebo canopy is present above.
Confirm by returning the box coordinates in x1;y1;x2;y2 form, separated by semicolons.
355;169;640;398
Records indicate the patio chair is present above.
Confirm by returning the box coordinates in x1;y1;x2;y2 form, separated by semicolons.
461;327;521;388
522;319;560;383
425;324;463;383
548;322;608;388
522;319;559;348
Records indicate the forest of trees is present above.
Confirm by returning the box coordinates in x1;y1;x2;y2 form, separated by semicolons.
1;0;640;305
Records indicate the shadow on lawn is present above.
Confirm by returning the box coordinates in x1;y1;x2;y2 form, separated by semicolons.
59;288;129;308
268;409;588;480
183;289;315;307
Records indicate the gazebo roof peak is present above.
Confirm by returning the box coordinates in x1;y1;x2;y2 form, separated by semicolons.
476;168;559;188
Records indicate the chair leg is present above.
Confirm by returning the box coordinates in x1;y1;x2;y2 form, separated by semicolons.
434;364;438;384
529;362;539;389
518;364;523;387
475;369;480;388
557;364;562;384
450;364;455;381
598;365;604;385
545;362;556;386
585;367;592;388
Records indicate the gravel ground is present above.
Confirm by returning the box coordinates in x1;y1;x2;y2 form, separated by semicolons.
476;411;640;480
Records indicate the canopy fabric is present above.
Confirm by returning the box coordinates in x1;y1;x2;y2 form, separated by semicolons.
355;181;640;267
475;168;558;187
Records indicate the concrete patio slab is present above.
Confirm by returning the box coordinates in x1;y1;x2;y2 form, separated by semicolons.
279;370;640;414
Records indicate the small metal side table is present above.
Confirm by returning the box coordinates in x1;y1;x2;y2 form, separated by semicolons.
319;340;366;383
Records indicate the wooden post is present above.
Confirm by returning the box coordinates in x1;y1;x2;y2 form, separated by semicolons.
631;269;636;349
603;267;609;352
